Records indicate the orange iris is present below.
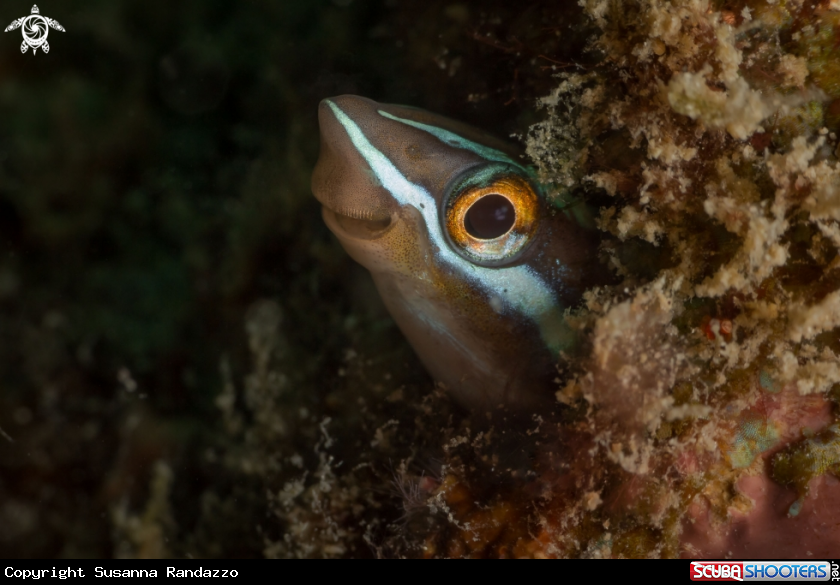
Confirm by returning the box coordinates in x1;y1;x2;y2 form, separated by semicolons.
444;174;540;264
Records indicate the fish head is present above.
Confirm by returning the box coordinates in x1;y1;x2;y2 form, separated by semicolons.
312;95;605;411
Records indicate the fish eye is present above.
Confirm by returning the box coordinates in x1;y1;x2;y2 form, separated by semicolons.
442;163;540;267
464;194;516;239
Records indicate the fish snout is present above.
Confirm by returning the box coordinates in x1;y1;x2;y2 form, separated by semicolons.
311;96;396;227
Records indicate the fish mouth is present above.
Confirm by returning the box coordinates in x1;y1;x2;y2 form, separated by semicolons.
312;96;402;241
320;205;393;241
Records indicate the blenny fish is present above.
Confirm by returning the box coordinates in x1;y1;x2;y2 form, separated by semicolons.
310;96;840;559
311;95;607;410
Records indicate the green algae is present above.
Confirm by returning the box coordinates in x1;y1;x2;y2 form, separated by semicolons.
770;422;840;500
796;12;840;100
728;415;781;469
759;370;781;394
772;101;824;151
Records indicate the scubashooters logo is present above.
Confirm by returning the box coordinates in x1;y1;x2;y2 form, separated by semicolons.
691;563;745;582
691;561;835;582
4;5;64;54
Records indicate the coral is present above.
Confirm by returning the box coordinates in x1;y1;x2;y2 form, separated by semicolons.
507;0;840;558
374;0;840;558
254;0;840;558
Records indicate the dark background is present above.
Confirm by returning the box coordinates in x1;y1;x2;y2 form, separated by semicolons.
0;0;589;557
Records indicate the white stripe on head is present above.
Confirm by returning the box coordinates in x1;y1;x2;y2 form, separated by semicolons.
325;100;572;353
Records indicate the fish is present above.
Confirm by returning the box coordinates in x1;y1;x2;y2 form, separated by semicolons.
311;95;609;411
310;96;840;559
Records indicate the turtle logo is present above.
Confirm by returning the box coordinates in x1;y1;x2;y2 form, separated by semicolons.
4;5;64;55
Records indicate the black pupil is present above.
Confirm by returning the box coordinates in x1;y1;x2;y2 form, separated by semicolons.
464;194;516;239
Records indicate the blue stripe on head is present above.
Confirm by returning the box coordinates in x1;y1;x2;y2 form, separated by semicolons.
377;110;521;167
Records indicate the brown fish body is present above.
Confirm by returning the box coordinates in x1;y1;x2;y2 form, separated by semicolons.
312;95;604;410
